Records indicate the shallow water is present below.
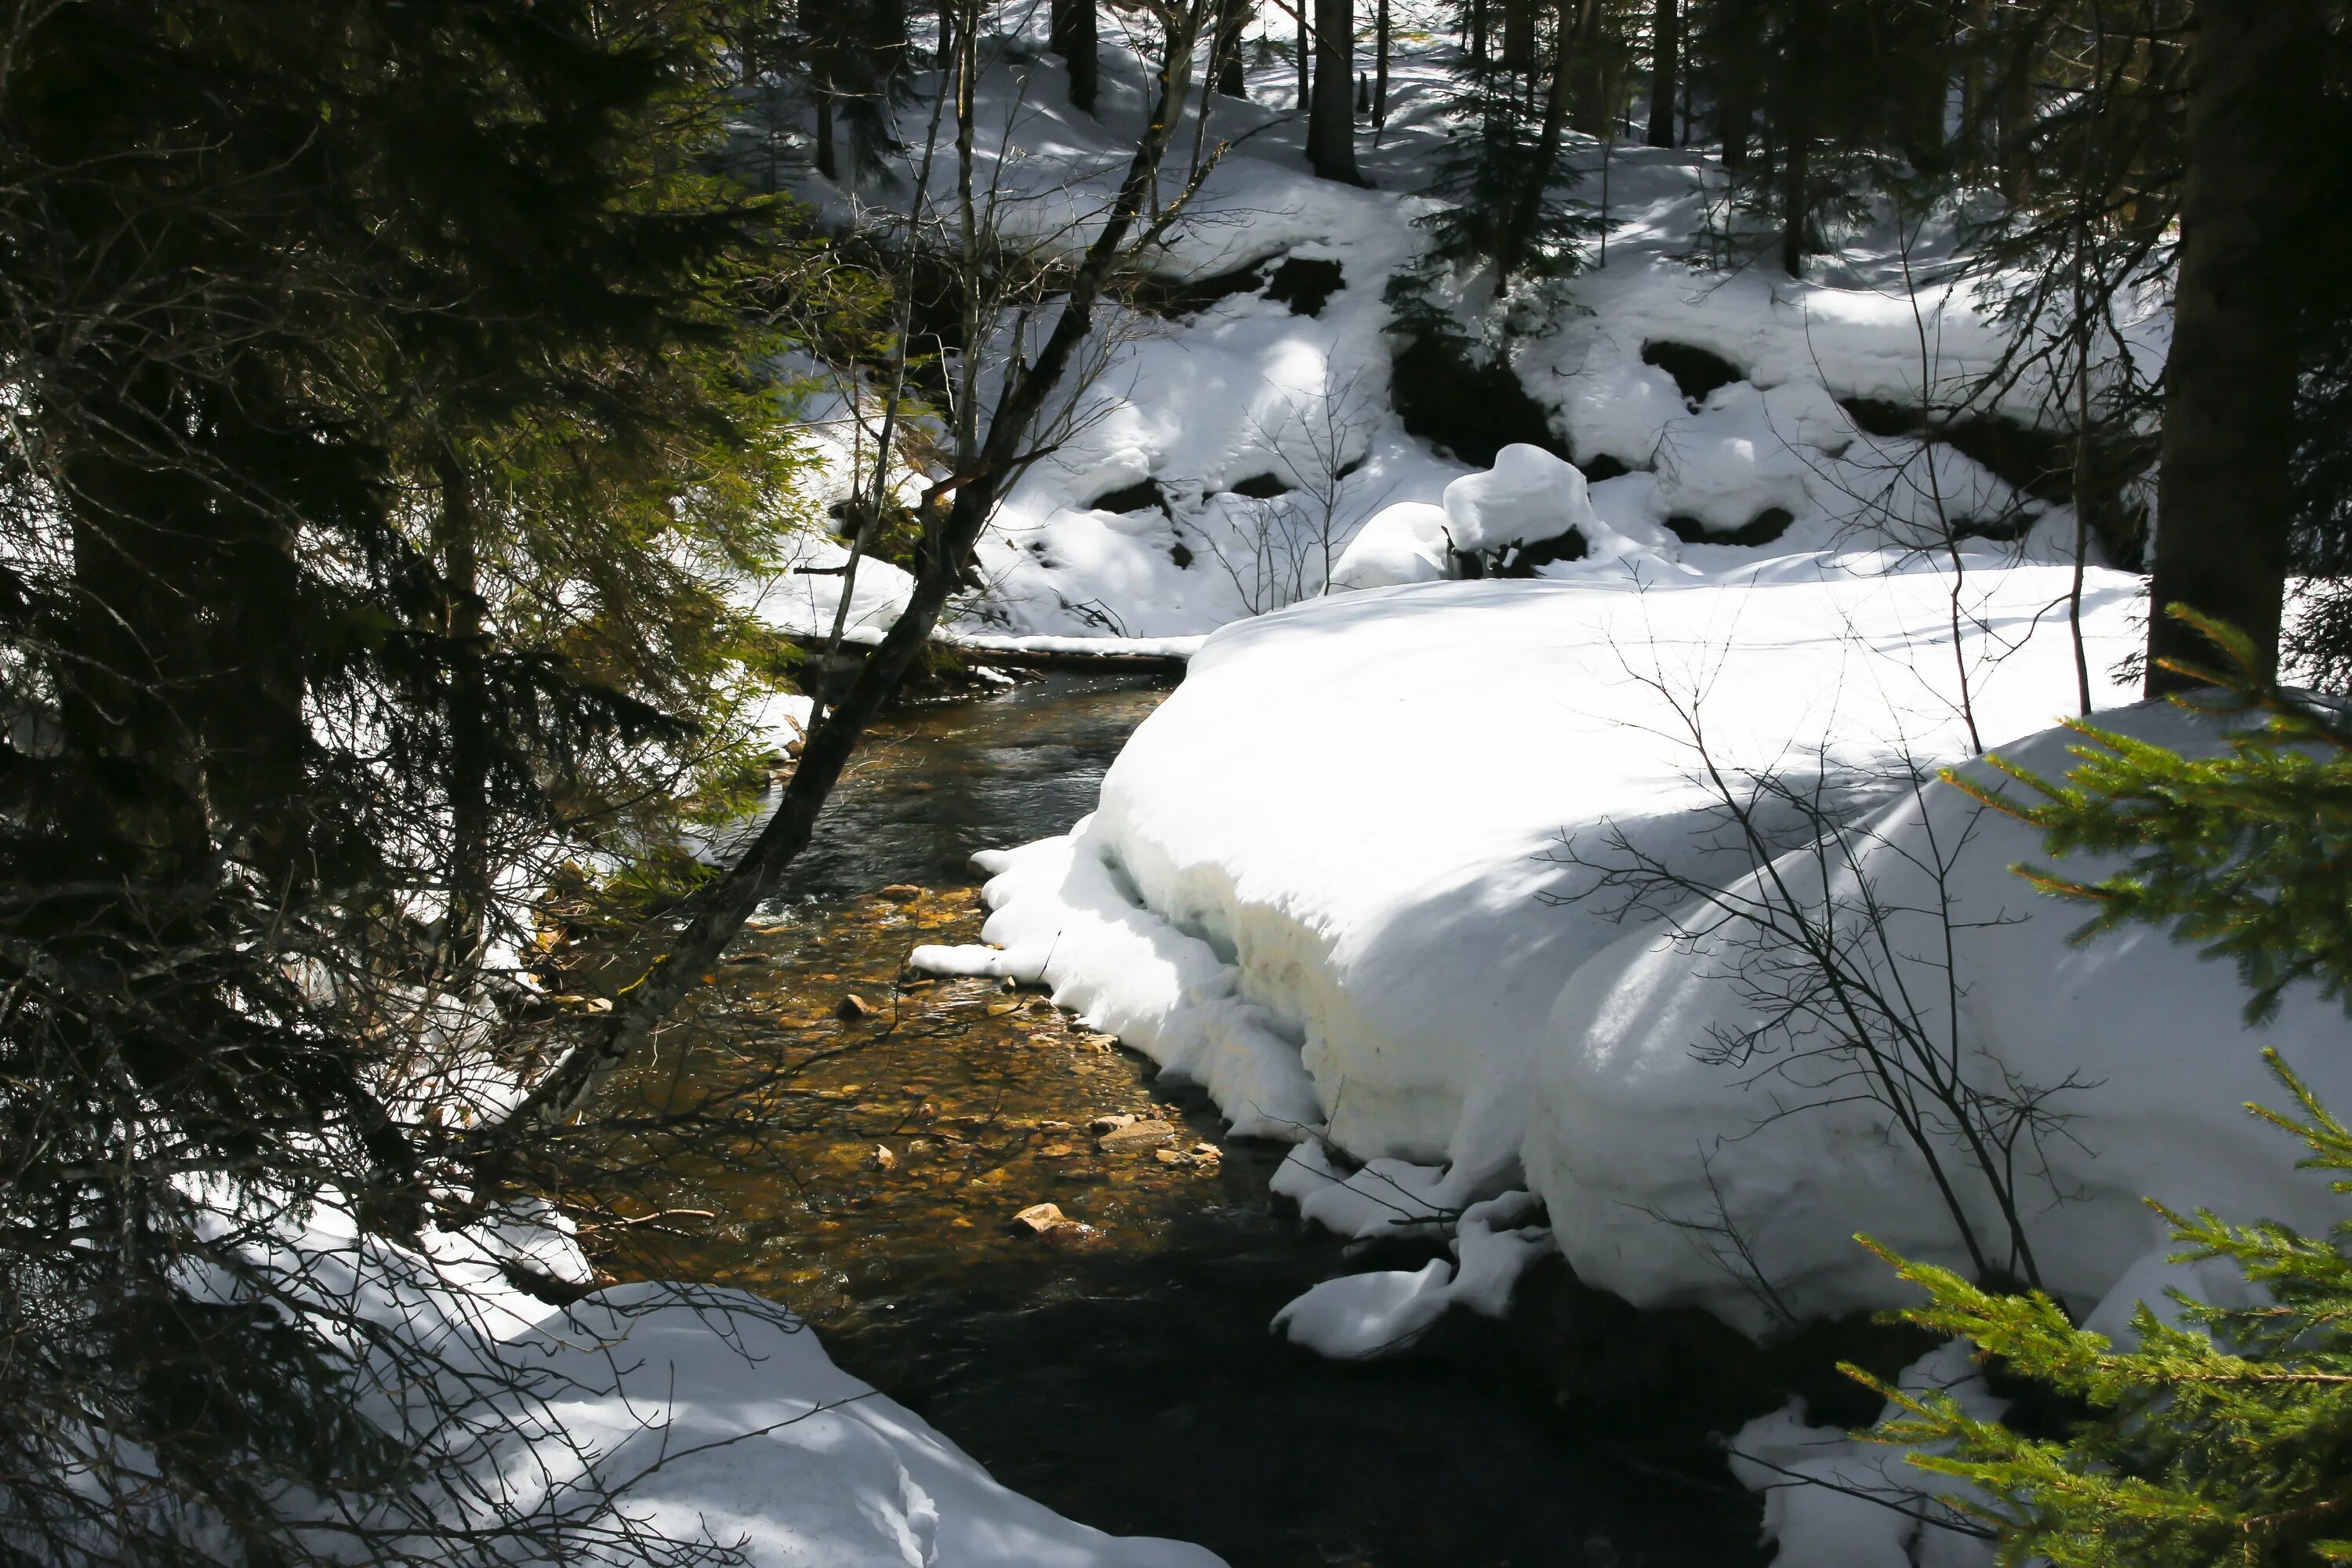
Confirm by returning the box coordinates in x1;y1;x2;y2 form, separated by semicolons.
593;674;1762;1568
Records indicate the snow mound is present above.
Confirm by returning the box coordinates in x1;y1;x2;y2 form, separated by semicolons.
1440;442;1596;554
1268;1184;1556;1359
1525;699;2352;1329
944;551;2352;1336
1329;501;1453;590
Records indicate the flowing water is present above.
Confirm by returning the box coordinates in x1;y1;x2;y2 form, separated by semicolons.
592;673;1762;1568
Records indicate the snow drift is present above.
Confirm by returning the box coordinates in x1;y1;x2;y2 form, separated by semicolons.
916;547;2352;1336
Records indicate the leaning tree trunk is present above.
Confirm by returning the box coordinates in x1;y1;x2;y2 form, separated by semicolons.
1645;0;1678;146
1051;0;1098;113
476;4;1215;1160
1307;0;1362;182
2146;0;2325;692
1296;2;1312;116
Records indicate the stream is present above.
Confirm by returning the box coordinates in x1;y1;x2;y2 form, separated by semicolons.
593;673;1765;1568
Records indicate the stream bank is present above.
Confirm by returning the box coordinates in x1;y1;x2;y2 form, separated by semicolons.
591;674;1766;1568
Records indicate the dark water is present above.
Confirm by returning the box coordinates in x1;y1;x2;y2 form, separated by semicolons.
597;674;1764;1568
777;674;1168;899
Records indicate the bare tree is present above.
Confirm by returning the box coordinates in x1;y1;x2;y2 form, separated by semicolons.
1551;657;2092;1294
1188;366;1381;612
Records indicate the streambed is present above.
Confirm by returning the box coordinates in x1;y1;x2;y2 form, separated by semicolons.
593;673;1762;1568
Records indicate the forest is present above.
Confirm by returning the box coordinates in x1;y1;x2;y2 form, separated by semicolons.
3;2;2350;1565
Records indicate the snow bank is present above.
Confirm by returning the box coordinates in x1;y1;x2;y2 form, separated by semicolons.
509;1285;1221;1568
920;547;2352;1340
200;1191;1218;1567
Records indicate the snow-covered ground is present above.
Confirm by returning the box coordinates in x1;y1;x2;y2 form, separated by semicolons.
202;1192;1221;1568
750;2;2136;652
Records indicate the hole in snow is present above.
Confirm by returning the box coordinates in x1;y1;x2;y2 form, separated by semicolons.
1127;260;1271;318
1089;477;1171;516
1388;329;1572;469
1169;539;1194;569
1641;340;1746;405
1840;396;2082;508
1226;472;1293;499
1263;257;1345;317
1664;507;1795;546
1494;528;1589;575
1577;452;1631;484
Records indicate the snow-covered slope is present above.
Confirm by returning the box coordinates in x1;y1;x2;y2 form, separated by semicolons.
757;5;2117;651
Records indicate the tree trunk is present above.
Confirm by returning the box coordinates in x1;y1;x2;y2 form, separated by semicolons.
1051;0;1098;113
1216;0;1250;96
1374;0;1390;131
1778;129;1809;275
813;82;837;180
1298;2;1312;116
1567;0;1607;138
435;448;491;978
1992;5;2035;203
2146;0;2324;692
1499;0;1580;282
1645;0;1678;146
1307;0;1362;182
1469;0;1487;75
1503;0;1536;74
1957;0;1987;178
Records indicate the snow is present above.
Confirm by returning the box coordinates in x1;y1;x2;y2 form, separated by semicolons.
1728;1340;2007;1568
746;4;2095;652
509;1286;1221;1568
1269;1142;1452;1239
1269;1189;1555;1358
1329;501;1453;590
918;539;2352;1349
193;1186;1221;1568
1272;1259;1459;1359
1439;442;1595;554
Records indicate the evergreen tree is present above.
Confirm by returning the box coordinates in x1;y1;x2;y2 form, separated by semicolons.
2146;0;2335;695
1646;0;1679;147
0;2;813;1559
